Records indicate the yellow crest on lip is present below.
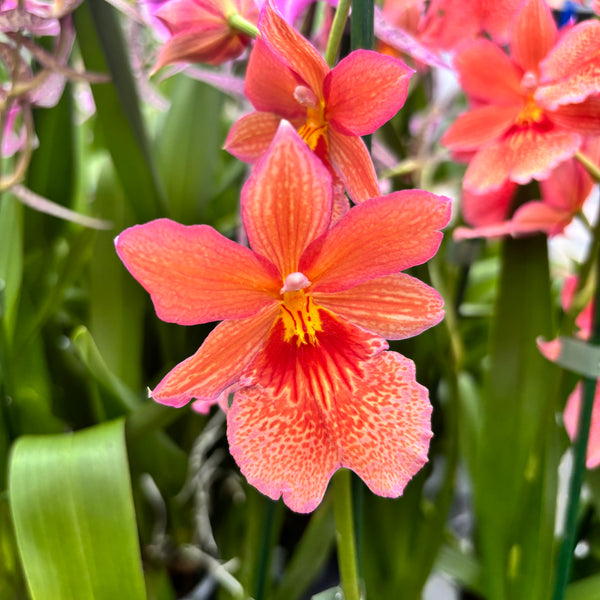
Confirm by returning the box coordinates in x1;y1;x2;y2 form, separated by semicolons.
280;290;323;345
298;105;328;152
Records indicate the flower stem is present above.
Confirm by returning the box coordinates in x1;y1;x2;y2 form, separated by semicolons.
552;251;600;600
324;0;351;67
575;150;600;183
228;13;260;38
332;469;361;600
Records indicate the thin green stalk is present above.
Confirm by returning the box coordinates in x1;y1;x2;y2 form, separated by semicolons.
324;0;351;67
553;256;600;600
228;13;260;38
332;469;361;600
575;150;600;183
254;499;277;600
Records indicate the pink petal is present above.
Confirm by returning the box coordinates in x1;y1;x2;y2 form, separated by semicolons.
327;128;380;203
154;0;222;34
510;0;557;73
115;219;280;325
224;112;282;163
314;273;444;340
461;179;517;227
538;20;600;107
241;121;333;277
464;127;581;193
259;2;329;97
480;0;525;45
511;201;572;236
324;50;413;136
335;351;432;499
441;105;520;152
301;190;451;293
548;97;600;136
564;383;600;469
245;37;306;118
151;304;279;407
453;39;523;105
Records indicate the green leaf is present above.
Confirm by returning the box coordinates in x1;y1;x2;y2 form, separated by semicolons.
565;575;600;600
540;336;600;379
9;419;146;600
312;586;344;600
73;0;165;222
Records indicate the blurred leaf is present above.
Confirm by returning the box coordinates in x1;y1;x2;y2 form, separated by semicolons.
311;586;343;600
0;496;27;600
74;0;165;222
474;234;559;600
9;419;146;600
271;497;335;600
435;543;482;595
541;336;600;379
565;574;600;600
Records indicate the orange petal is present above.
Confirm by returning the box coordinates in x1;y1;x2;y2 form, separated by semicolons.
461;179;517;227
224;112;281;163
335;351;432;499
325;50;413;136
327;128;380;203
548;97;600;136
241;121;333;277
151;304;279;407
245;37;306;117
259;2;328;97
441;105;520;151
511;201;572;236
509;0;556;73
453;38;523;105
314;273;444;340
115;219;280;324
301;190;450;293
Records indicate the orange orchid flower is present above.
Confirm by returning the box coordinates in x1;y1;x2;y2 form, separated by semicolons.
225;2;414;205
441;0;600;194
152;0;258;70
116;122;450;512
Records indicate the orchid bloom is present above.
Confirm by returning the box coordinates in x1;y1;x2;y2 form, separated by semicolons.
454;137;600;239
116;122;450;512
152;0;258;70
441;0;600;194
224;2;414;205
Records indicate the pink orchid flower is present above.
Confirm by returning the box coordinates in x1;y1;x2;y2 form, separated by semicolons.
152;0;258;70
454;137;600;239
441;0;600;194
224;2;414;205
116;122;450;512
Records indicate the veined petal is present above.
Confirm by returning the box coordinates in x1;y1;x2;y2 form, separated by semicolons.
115;219;280;325
334;351;432;499
314;273;444;340
548;97;600;136
538;20;600;107
241;121;333;277
227;382;339;513
461;179;517;227
151;303;279;407
245;37;306;117
453;39;523;105
324;50;413;136
301;191;451;293
464;127;581;193
441;105;520;151
328;129;380;203
259;2;329;96
510;0;557;73
224;112;282;163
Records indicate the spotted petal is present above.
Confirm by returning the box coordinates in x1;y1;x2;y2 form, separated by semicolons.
115;219;279;325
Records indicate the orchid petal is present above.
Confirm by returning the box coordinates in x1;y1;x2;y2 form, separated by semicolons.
259;2;328;96
301;190;451;293
314;273;444;340
441;105;520;151
453;38;523;105
327;129;380;203
461;179;517;227
548;97;600;136
245;37;306;117
511;201;572;236
510;0;557;73
335;351;432;499
564;383;600;469
151;304;279;407
224;112;282;162
115;219;279;325
324;50;413;136
241;121;333;277
464;128;581;193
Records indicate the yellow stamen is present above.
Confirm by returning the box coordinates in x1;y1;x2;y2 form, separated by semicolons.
280;290;322;346
297;104;328;151
516;96;544;126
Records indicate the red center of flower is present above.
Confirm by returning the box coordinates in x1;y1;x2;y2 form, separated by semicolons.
516;96;545;126
279;272;322;345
